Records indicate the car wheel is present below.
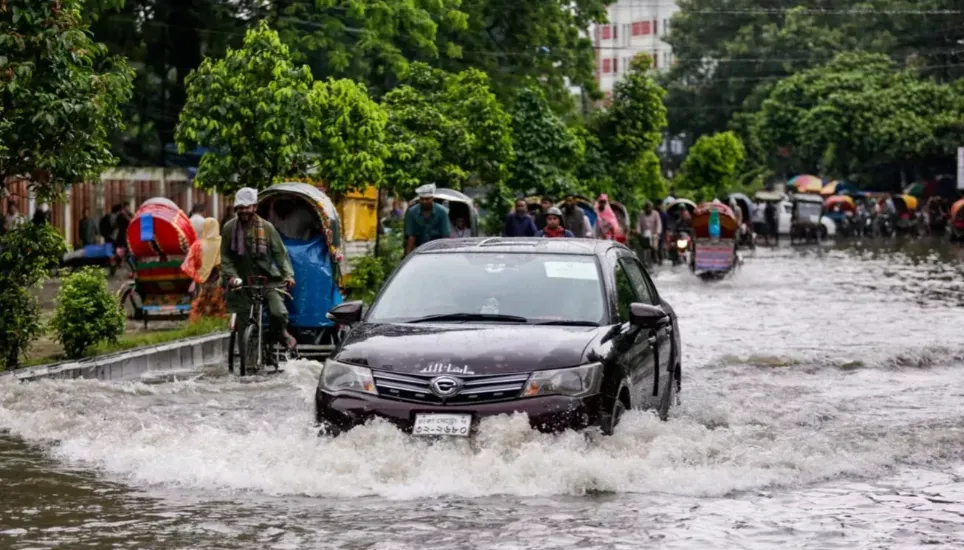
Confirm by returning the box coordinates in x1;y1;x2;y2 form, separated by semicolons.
597;394;626;436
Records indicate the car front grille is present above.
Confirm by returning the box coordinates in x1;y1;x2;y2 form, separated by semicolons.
371;370;530;405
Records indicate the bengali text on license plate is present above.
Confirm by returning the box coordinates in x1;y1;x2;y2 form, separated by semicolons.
412;414;472;437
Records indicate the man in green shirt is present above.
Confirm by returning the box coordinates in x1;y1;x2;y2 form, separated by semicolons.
404;183;451;255
221;187;297;352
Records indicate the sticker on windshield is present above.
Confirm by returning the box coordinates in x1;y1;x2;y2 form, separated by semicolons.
544;261;598;280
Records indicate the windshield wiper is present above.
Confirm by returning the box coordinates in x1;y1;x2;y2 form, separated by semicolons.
532;320;600;327
407;313;529;324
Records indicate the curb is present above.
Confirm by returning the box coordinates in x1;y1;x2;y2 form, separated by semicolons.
0;332;231;382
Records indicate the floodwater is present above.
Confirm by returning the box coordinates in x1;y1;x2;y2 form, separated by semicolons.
2;240;963;549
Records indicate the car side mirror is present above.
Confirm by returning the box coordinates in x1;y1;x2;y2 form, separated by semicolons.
629;303;670;330
327;300;364;325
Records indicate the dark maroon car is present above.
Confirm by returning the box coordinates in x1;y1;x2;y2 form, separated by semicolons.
317;238;681;437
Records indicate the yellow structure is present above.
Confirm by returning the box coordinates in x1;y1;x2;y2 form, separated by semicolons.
337;186;379;242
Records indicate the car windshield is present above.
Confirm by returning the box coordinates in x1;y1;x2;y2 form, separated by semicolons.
367;252;606;325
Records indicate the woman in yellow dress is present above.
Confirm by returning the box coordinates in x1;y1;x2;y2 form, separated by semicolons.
181;217;227;323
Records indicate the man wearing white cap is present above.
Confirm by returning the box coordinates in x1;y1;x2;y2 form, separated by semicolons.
221;187;297;353
404;183;451;255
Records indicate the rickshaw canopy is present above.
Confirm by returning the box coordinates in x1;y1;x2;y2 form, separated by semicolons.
727;193;753;220
259;182;342;258
893;194;918;211
408;186;480;236
666;198;697;212
824;195;856;211
692;201;739;238
788;175;823;194
820;181;853;196
754;190;784;202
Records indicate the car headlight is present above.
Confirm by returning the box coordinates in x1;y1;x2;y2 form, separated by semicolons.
319;360;377;395
676;239;688;248
522;363;603;398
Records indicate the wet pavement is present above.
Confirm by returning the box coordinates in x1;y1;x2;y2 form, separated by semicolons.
1;240;963;549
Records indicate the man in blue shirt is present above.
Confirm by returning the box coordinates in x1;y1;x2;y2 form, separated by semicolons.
503;198;538;237
404;183;451;255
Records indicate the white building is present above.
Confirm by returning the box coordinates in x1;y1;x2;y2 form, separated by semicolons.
591;0;680;96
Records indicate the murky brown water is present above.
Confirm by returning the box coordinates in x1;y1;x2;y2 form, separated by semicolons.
2;240;963;549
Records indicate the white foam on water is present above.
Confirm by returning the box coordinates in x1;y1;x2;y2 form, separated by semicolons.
0;244;962;505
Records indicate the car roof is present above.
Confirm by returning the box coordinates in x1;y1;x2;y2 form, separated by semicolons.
414;237;626;258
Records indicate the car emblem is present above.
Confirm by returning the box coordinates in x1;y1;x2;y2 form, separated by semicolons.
429;376;462;399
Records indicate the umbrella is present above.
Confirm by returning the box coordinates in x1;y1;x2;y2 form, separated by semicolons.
820;180;853;196
788;175;823;194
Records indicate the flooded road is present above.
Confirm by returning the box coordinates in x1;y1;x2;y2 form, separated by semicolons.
2;242;963;549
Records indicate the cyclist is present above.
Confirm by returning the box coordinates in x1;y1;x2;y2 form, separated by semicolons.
221;187;297;353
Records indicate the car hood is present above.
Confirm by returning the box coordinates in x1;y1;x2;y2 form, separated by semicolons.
334;322;600;375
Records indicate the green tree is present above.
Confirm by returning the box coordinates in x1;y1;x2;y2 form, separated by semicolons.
176;21;317;193
751;52;964;183
0;0;134;200
594;55;669;209
381;63;512;194
507;87;583;197
674;131;746;202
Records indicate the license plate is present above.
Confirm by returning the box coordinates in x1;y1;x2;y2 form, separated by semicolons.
412;414;472;437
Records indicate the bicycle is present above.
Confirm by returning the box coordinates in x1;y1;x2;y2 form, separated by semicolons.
227;275;294;376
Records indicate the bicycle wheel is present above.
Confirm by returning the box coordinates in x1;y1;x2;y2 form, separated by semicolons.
227;330;237;374
239;324;262;376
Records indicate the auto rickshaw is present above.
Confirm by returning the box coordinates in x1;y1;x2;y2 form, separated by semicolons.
892;194;921;235
408;187;481;236
789;193;825;243
690;201;739;280
254;182;344;363
950;198;964;241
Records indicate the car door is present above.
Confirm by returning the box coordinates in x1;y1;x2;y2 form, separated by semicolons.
618;257;668;407
611;256;657;409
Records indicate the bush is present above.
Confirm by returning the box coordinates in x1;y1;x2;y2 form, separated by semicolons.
0;286;43;369
51;267;125;359
0;223;68;369
344;219;405;304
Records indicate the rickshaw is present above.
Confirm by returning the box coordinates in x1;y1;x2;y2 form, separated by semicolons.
892;194;921;235
524;195;545;217
789;193;826;243
824;195;857;236
118;198;197;327
231;182;344;371
407;187;480;236
727;193;754;248
950;198;964;241
690;201;739;280
609;200;631;236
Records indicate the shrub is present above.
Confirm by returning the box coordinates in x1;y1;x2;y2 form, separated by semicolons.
0;286;43;369
0;224;68;369
51;267;125;359
344;219;404;304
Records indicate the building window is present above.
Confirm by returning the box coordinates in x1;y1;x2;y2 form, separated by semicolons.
632;21;652;36
612;25;617;39
602;25;611;40
613;57;619;73
653;19;658;34
602;58;611;73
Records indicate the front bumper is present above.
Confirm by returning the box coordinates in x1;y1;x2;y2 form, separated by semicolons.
315;389;602;434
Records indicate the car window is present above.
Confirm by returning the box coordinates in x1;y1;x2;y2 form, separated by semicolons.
368;253;606;324
618;258;657;305
613;263;637;323
619;258;659;306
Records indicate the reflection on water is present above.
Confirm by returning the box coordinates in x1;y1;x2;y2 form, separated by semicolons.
1;242;963;549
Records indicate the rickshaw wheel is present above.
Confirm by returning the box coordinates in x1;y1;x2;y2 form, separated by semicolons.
117;284;141;320
238;324;263;377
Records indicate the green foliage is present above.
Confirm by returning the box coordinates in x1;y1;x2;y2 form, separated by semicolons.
381;63;512;195
0;0;134;200
176;21;317;193
310;78;390;194
0;286;42;371
0;224;69;369
344;221;405;304
508;87;583;197
51;268;125;359
751;52;964;181
273;0;467;94
674;131;746;202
